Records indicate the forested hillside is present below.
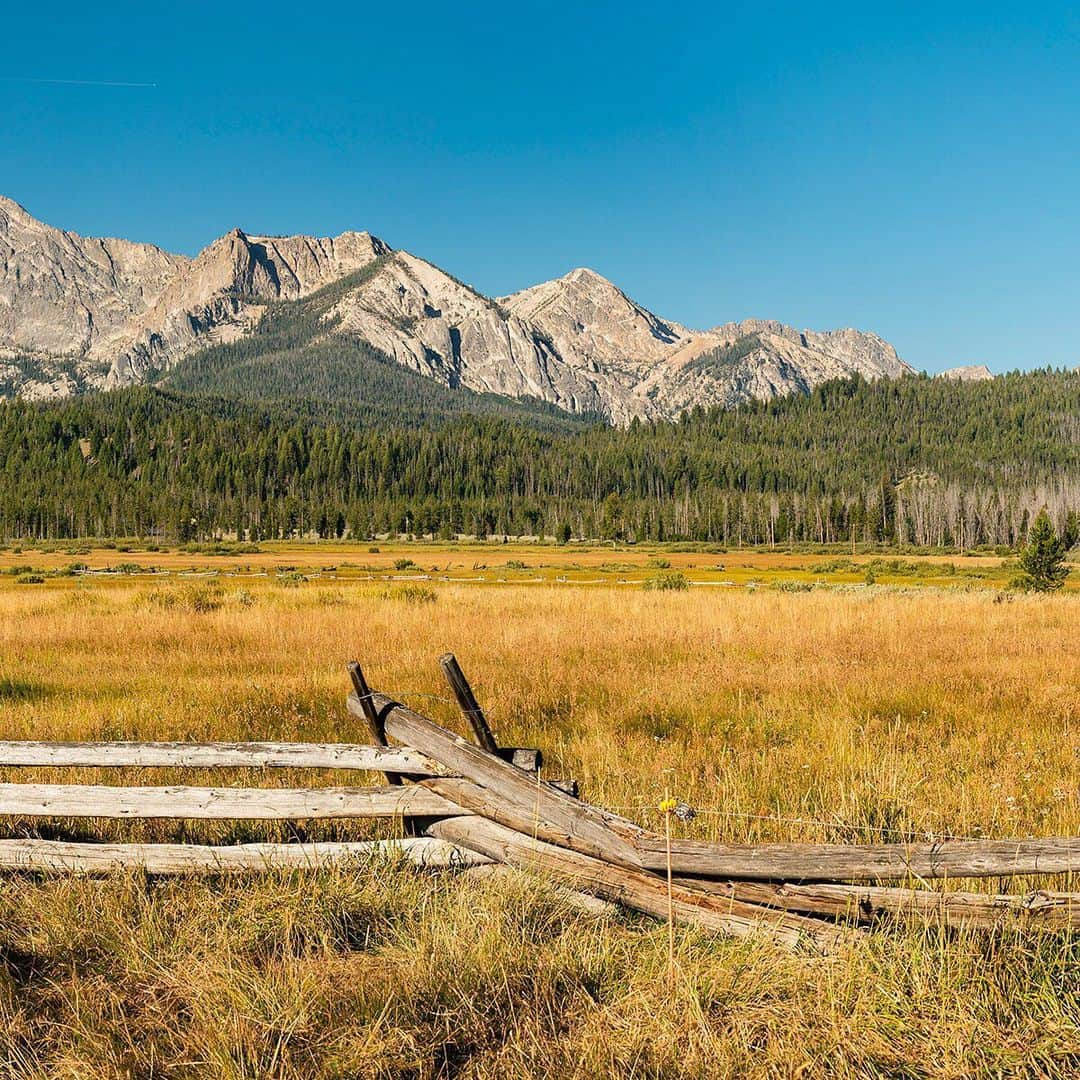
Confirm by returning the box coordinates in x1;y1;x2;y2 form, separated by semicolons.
1;370;1077;547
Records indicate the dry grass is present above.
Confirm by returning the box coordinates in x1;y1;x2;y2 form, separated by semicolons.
0;574;1077;1077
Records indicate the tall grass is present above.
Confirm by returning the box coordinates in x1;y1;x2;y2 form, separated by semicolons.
0;579;1077;1076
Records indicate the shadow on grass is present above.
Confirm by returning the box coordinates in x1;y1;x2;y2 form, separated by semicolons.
0;677;52;703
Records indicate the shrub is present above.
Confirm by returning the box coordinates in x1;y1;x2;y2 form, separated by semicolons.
386;584;437;604
183;542;262;556
773;580;813;592
187;586;225;612
15;574;45;585
648;557;672;569
643;571;689;592
143;585;224;612
811;558;854;574
393;558;417;571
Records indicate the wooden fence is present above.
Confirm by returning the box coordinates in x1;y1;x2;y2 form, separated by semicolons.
0;653;1076;950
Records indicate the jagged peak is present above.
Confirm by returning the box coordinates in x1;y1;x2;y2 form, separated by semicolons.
562;266;613;285
0;194;34;218
512;266;627;299
195;225;391;262
0;196;184;262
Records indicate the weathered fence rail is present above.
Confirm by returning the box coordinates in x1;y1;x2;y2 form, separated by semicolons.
0;740;440;773
0;837;490;874
0;652;1076;948
0;782;460;819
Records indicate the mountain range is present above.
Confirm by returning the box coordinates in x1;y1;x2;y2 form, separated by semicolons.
1;195;917;423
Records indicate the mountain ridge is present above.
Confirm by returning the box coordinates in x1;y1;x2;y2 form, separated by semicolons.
1;195;914;421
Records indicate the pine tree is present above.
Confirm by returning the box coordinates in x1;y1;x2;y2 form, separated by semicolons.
1012;509;1070;592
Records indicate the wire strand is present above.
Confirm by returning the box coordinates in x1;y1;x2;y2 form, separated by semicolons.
596;806;1008;843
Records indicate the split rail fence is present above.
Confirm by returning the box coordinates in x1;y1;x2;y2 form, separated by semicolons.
0;653;1076;951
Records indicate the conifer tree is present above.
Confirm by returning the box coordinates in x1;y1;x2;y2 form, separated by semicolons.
1012;509;1070;592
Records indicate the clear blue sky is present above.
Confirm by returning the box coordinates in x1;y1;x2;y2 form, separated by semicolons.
5;1;1080;373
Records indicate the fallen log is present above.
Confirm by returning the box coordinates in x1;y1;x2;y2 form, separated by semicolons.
0;836;490;874
361;694;1080;885
677;878;1080;930
0;782;462;820
356;693;643;870
428;815;849;952
637;836;1080;881
0;740;441;775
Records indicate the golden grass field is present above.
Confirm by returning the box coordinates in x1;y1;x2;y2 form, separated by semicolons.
0;547;1077;1077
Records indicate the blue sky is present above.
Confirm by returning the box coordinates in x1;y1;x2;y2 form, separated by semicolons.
5;1;1080;373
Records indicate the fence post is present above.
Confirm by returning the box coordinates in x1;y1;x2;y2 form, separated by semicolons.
438;653;499;754
437;653;577;792
347;661;402;786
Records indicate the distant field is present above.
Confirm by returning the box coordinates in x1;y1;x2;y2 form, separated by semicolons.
0;538;1059;592
0;572;1077;1076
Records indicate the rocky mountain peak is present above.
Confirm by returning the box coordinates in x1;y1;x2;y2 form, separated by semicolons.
0;194;35;224
0;197;187;373
499;266;688;371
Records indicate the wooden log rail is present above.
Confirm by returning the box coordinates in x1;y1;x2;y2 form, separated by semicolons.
0;740;441;774
675;878;1080;931
0;782;461;820
355;692;642;870
635;836;1080;882
427;815;848;952
0;837;491;874
363;692;1080;884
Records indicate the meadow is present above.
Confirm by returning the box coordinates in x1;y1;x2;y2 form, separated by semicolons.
0;545;1077;1077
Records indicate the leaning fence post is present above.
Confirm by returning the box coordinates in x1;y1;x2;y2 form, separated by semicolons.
347;661;403;786
437;653;578;792
438;653;499;755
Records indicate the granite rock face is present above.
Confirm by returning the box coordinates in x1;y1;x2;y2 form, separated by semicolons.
0;196;915;421
105;227;389;387
0;196;188;397
937;364;993;381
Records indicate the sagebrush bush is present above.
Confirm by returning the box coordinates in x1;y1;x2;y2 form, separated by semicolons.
644;570;689;591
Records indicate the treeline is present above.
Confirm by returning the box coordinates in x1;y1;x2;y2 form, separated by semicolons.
0;369;1078;547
